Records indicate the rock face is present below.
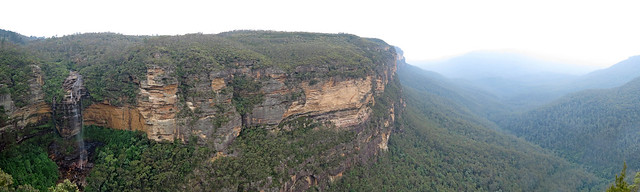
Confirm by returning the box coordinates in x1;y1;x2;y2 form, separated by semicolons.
2;32;403;191
74;33;401;191
54;71;87;138
282;77;374;128
136;67;179;141
83;103;146;132
0;65;51;148
0;85;15;114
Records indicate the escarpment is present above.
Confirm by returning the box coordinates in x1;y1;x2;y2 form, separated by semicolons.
2;31;403;191
0;65;51;147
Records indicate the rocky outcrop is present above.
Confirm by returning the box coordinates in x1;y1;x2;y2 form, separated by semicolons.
0;85;15;114
75;33;401;191
2;32;402;191
136;67;179;141
53;71;87;138
282;77;374;128
0;65;51;149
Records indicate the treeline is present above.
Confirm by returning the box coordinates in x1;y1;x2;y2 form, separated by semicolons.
1;29;398;191
0;44;38;108
0;29;39;45
2;30;394;108
500;77;640;178
328;64;608;191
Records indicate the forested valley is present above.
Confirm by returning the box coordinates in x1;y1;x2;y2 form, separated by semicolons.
1;28;640;192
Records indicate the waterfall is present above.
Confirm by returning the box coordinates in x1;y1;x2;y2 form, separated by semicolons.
73;101;85;169
56;71;87;169
72;72;86;169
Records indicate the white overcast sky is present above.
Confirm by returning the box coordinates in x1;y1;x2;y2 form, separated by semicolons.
2;0;640;67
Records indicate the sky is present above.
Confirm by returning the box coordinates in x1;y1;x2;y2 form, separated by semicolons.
2;0;640;67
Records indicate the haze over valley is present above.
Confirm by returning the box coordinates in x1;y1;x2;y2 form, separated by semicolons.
2;1;640;192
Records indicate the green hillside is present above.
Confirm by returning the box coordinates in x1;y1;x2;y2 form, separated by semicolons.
331;63;606;191
501;77;640;178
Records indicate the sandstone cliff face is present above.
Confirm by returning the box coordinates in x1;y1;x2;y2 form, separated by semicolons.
136;67;179;141
76;34;401;191
282;77;373;128
83;103;146;132
3;32;402;191
0;65;51;148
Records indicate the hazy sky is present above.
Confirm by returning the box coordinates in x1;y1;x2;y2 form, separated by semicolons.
2;0;640;67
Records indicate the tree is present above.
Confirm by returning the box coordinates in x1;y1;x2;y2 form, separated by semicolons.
0;168;13;191
48;179;79;192
0;168;38;192
607;162;640;192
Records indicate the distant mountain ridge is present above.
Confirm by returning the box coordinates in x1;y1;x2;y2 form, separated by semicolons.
501;76;640;179
333;60;605;191
417;51;597;79
570;55;640;91
415;50;640;110
0;29;42;44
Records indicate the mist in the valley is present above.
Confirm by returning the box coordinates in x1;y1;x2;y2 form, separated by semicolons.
409;51;640;110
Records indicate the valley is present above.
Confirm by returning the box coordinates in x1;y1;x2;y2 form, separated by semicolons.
1;29;639;192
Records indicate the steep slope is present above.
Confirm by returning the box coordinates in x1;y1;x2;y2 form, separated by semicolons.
396;61;508;122
569;55;640;91
0;44;52;149
417;51;640;111
1;31;402;191
416;51;594;110
330;61;605;191
418;50;593;79
501;77;640;178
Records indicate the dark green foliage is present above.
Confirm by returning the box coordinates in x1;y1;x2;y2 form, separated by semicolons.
0;29;35;45
28;33;145;106
0;106;7;126
220;31;379;73
0;45;37;107
397;64;509;122
188;118;355;191
19;31;392;107
330;63;606;191
1;30;398;191
332;87;604;191
231;75;263;116
500;77;640;178
83;125;209;191
211;114;229;129
0;133;58;191
41;61;68;104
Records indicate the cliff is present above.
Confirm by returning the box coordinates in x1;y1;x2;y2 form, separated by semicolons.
2;31;403;191
80;32;400;190
0;65;51;147
53;71;87;138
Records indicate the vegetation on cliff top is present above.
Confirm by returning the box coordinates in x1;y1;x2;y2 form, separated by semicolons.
0;44;38;108
2;30;397;191
20;31;393;106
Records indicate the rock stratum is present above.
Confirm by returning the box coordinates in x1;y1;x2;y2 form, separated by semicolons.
0;31;403;191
